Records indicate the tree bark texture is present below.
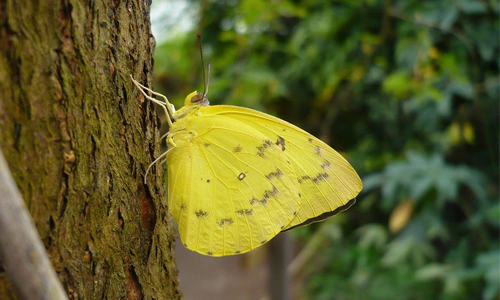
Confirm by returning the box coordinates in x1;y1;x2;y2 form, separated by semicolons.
0;0;181;298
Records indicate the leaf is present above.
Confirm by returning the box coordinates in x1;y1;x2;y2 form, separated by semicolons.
485;202;500;226
457;0;487;13
389;199;416;233
381;237;416;267
357;224;388;249
416;263;454;280
477;250;500;300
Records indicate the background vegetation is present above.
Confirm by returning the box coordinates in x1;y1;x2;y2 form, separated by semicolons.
152;0;499;299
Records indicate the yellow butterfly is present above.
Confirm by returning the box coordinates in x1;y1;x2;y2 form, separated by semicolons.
131;70;362;257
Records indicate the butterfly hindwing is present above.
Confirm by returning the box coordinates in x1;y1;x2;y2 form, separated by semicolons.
167;113;302;256
202;105;363;230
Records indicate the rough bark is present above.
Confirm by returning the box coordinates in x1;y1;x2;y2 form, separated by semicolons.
0;0;181;298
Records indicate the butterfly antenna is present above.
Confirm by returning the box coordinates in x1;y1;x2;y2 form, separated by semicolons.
197;33;210;97
204;62;210;97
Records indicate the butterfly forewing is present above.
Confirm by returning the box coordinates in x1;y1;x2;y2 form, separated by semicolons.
166;113;302;256
203;105;363;230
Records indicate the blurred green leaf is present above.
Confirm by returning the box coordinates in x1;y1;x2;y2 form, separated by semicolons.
485;202;500;226
416;263;455;280
357;224;388;250
477;250;500;300
364;151;487;209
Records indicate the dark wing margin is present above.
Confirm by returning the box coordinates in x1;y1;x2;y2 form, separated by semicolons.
281;198;356;232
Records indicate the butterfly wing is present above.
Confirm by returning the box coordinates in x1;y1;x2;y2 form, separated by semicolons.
202;105;363;231
166;112;302;256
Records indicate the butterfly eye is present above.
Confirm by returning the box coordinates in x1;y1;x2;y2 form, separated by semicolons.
190;93;204;103
190;93;209;106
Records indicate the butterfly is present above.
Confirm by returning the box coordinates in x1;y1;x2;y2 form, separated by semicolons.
131;66;362;257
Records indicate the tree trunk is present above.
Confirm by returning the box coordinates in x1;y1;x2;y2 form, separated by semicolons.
0;0;181;298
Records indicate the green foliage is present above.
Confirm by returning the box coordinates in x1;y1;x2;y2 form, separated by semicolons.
152;0;499;298
364;151;487;209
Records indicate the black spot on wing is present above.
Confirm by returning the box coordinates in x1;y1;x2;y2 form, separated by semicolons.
238;172;246;180
256;139;274;157
236;208;253;216
266;168;283;179
321;160;332;170
216;218;234;227
298;173;329;184
263;186;279;199
249;186;279;206
195;210;209;218
312;172;329;183
298;175;310;184
256;146;265;157
204;143;210;147
250;197;264;206
276;136;286;151
316;146;323;156
233;145;243;152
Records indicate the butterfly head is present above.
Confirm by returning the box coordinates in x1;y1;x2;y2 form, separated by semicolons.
184;91;210;107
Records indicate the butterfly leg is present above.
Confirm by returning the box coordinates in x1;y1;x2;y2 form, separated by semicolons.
160;131;170;142
144;148;173;184
130;75;175;127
